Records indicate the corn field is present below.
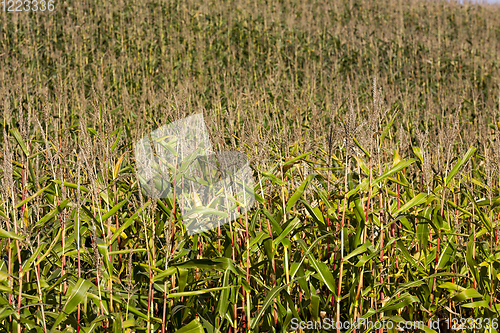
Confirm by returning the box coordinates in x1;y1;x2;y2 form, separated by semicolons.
1;0;500;332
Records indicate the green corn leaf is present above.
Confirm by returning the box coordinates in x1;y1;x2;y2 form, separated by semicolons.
184;206;229;219
109;200;150;244
171;257;246;279
0;228;24;241
476;195;500;207
176;318;204;333
397;240;416;266
250;284;289;330
466;241;480;287
437;242;453;270
15;185;50;209
373;159;416;186
282;152;313;170
353;154;370;178
52;180;90;192
0;271;9;282
438;282;465;291
382;295;420;312
177;268;188;293
100;198;128;222
292;235;333;280
167;285;234;298
444;146;476;186
35;198;71;228
379;109;399;149
309;258;336;293
310;294;320;320
248;231;271;252
10;128;29;157
110;128;122;150
461;300;490;308
301;199;325;226
85;315;108;333
343;243;369;262
272;217;300;247
262;208;282;234
285;174;316;213
392;192;427;215
217;268;231;319
352;136;370;158
359;294;421;320
452;288;483;302
52;278;93;329
296;240;335;293
21;243;47;271
261;172;284;186
412;146;424;164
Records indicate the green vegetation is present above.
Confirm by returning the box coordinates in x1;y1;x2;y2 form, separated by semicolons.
1;0;500;331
